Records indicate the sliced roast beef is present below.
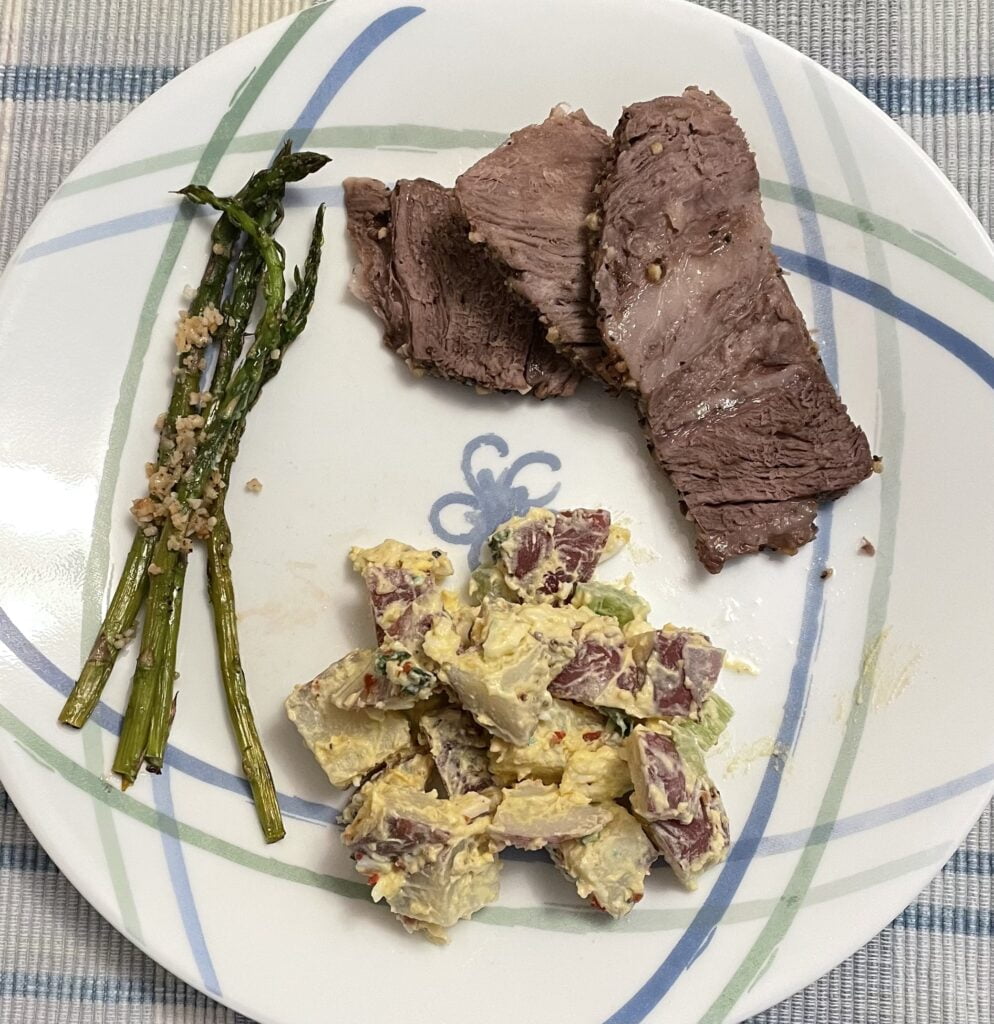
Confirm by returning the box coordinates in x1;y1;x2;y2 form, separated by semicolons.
344;176;579;399
593;88;872;572
455;107;616;383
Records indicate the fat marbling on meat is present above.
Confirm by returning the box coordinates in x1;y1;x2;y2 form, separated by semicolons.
593;88;873;572
344;176;579;398
455;107;616;383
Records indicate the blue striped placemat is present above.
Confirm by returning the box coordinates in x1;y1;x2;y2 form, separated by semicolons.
0;1;989;1022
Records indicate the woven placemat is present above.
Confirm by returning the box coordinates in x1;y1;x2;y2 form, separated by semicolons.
0;1;990;1021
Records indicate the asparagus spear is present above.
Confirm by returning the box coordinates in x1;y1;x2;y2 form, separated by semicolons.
204;206;325;842
144;202;286;774
59;227;232;728
112;189;294;785
60;146;330;729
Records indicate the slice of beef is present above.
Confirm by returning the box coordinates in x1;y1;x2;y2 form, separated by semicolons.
342;176;404;347
593;88;872;572
455;107;617;384
344;176;579;399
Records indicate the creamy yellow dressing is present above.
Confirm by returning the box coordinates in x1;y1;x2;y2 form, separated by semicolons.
349;539;453;579
561;744;632;802
284;680;412;788
554;803;654;917
427;599;581;745
490;779;613;851
489;698;606;784
287;511;733;942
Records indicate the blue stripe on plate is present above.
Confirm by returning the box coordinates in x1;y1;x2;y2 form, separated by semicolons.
756;762;994;856
19;188;346;263
150;770;222;997
602;33;840;1024
774;246;994;390
0;605;337;824
282;7;425;151
21;205;200;262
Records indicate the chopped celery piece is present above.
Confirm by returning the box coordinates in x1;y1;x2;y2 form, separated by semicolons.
572;582;649;626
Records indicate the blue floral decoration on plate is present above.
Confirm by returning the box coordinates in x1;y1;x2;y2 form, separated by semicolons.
428;434;562;568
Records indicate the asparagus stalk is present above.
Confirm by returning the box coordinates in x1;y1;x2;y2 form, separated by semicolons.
61;147;330;729
144;573;181;772
65;196;243;733
143;208;285;773
112;190;292;785
111;570;173;788
59;219;233;729
204;206;325;842
143;200;289;773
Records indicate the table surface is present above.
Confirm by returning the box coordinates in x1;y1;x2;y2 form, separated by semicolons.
0;1;991;1021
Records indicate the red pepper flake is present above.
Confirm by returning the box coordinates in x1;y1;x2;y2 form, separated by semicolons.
582;731;602;742
402;661;413;673
363;674;377;693
549;730;567;746
367;873;380;886
631;892;644;903
589;896;605;912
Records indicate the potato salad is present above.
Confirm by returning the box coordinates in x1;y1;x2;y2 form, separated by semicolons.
286;507;732;942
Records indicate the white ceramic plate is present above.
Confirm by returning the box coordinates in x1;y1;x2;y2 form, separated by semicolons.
1;1;993;1021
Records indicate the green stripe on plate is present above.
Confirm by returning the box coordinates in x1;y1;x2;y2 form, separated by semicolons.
49;117;994;306
56;125;509;198
0;702;365;899
0;698;950;937
700;63;909;1024
758;179;994;303
80;3;332;672
480;842;948;934
81;724;144;942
